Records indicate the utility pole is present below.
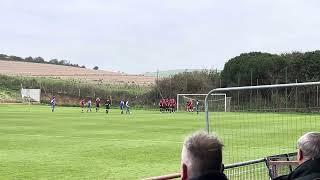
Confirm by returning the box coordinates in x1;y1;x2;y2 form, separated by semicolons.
285;67;288;108
185;69;188;92
156;69;159;99
250;69;253;108
156;69;159;85
169;75;172;97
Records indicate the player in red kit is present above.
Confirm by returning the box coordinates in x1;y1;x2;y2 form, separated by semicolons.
80;98;85;113
95;97;101;112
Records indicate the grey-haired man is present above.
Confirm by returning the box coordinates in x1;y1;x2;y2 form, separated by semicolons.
181;131;228;180
275;132;320;180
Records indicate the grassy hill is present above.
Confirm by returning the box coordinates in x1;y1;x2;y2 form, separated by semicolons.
143;69;202;78
0;74;152;106
0;60;155;85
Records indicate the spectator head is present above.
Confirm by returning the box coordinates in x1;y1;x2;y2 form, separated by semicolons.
297;132;320;165
181;131;224;180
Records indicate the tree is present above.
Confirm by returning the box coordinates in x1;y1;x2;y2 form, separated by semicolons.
0;53;85;68
34;57;45;63
221;52;287;87
0;54;8;59
58;60;67;65
49;59;59;64
25;56;34;62
93;66;99;70
9;55;24;61
149;69;221;101
221;50;320;87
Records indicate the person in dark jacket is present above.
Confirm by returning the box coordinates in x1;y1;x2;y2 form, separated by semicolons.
275;132;320;180
181;131;228;180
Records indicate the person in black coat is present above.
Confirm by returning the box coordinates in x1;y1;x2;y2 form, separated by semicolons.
275;132;320;180
181;131;228;180
189;170;228;180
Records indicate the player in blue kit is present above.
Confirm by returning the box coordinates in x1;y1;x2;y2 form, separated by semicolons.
87;98;92;112
196;99;200;114
120;100;125;114
50;96;56;112
125;100;130;114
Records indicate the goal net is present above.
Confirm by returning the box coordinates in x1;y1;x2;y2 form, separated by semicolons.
21;88;41;103
176;93;230;112
205;82;320;179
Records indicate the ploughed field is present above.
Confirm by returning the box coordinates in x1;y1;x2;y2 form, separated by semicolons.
0;104;318;179
0;60;155;85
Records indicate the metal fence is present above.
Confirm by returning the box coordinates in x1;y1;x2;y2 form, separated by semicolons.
224;159;269;180
202;82;320;178
145;158;270;180
266;152;298;179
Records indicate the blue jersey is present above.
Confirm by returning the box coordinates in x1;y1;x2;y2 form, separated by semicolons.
120;101;124;108
51;98;56;106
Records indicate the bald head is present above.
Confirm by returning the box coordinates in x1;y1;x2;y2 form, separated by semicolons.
181;131;223;179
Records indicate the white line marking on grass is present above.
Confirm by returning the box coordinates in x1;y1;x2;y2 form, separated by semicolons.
0;132;182;144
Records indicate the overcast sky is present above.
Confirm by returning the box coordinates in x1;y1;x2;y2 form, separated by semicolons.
1;0;320;74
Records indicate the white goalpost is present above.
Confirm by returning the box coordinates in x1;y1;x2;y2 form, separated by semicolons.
176;93;228;112
21;88;41;103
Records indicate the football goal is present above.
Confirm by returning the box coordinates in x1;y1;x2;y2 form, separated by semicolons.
176;93;230;112
21;88;41;103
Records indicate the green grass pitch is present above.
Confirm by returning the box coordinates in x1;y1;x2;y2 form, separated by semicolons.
0;104;205;179
209;110;320;165
0;104;318;179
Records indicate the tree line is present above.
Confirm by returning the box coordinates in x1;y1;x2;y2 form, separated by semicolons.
3;50;320;108
0;74;151;107
152;50;320;100
148;69;221;100
221;51;320;87
0;53;86;68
